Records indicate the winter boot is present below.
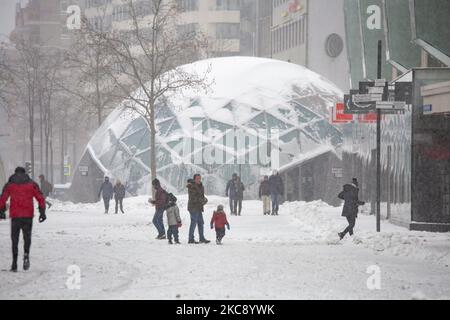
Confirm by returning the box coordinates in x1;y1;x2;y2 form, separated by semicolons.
175;240;181;244
168;239;173;245
188;240;199;244
338;232;344;240
199;239;211;244
23;253;30;271
10;257;17;272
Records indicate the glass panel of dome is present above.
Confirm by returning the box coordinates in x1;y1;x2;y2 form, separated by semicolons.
139;130;150;150
308;120;343;145
136;150;151;169
157;119;175;137
290;102;320;123
168;120;182;135
121;128;147;153
280;130;301;144
208;119;233;131
98;144;122;167
108;146;129;171
121;117;148;138
155;146;173;168
266;113;293;130
155;103;175;120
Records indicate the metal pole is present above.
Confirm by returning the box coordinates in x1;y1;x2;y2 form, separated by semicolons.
376;40;382;232
387;145;391;220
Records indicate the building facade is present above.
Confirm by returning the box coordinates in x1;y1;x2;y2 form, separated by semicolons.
83;0;253;57
269;0;350;92
341;0;450;231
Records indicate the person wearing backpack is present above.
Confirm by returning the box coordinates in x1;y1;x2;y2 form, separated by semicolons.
149;179;167;240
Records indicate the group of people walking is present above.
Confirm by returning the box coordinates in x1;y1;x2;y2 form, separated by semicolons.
225;170;285;217
258;171;284;216
149;174;231;245
98;177;126;214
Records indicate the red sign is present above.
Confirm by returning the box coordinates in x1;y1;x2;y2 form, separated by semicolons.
331;103;353;123
358;112;378;123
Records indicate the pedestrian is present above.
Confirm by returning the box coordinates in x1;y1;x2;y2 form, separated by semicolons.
165;193;182;244
234;176;245;216
149;178;167;240
0;167;47;272
259;175;271;215
113;180;126;214
187;174;210;244
225;173;238;215
337;179;365;240
38;174;53;209
98;176;113;214
210;204;230;245
269;170;284;215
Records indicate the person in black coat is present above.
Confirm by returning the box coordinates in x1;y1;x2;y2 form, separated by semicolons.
233;176;245;216
187;174;210;244
338;180;365;240
269;171;284;215
113;180;126;214
225;173;238;215
98;177;114;214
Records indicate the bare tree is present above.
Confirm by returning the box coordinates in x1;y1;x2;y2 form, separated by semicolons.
86;0;211;186
0;38;44;178
61;5;122;127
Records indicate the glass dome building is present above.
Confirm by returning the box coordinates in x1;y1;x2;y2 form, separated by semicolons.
70;57;344;203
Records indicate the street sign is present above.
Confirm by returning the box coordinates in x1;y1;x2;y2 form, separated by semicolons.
64;165;71;177
331;103;353;123
359;81;389;101
353;94;374;103
78;165;89;176
332;167;343;178
358;112;380;123
344;92;377;114
423;104;433;114
376;101;406;110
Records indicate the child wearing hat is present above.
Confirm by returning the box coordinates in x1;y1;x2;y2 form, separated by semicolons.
165;193;182;244
210;204;230;245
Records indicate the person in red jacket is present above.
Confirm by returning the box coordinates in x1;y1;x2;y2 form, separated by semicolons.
210;204;230;245
0;167;46;272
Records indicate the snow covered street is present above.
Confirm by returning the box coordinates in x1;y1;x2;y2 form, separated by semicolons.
1;196;450;300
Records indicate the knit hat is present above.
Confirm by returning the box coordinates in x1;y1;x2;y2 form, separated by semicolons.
152;178;160;187
217;204;224;211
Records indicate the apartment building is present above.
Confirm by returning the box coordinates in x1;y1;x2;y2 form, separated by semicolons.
83;0;246;57
269;0;350;92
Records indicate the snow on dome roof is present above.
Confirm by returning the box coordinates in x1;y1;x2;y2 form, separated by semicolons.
84;56;344;196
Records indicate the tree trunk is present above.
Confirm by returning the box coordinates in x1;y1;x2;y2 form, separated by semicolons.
60;126;65;184
39;95;44;176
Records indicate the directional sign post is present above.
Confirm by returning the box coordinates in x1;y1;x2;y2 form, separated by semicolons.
342;41;411;232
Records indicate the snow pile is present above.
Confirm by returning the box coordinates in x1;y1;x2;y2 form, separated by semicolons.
281;200;450;267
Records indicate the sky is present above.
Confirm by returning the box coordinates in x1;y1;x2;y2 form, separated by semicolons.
0;0;28;41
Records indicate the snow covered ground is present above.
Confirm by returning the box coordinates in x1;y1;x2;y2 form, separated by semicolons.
1;195;450;300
